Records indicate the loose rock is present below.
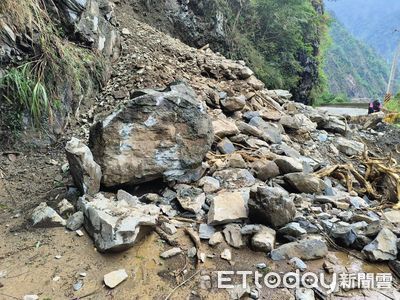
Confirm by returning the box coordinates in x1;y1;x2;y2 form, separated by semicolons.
104;269;128;289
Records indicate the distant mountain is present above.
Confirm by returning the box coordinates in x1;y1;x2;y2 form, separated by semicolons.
324;17;390;99
325;0;400;62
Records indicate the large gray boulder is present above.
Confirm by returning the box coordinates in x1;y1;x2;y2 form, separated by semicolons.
78;193;160;252
249;186;295;229
66;137;102;195
89;82;213;187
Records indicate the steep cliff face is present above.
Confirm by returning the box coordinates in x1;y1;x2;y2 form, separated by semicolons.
129;0;326;104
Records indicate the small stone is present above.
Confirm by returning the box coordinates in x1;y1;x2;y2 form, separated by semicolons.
57;199;74;217
55;255;62;259
217;137;236;154
161;222;177;235
241;224;261;235
23;296;39;300
53;275;61;282
223;224;245;248
290;257;307;272
274;156;303;174
251;226;276;252
295;288;315;300
66;211;84;231
271;237;328;261
227;153;247;169
104;269;128;288
362;228;398;261
121;28;131;35
199;224;215;240
76;230;84;237
284;173;325;194
73;280;83;291
278;222;307;238
198;176;220;193
221;248;232;261
252;160;280;181
31;202;66;228
220;95;246;112
207;191;248;225
336;137;364;156
209;232;224;246
160;247;182;259
256;263;267;269
188;247;197;258
177;187;205;214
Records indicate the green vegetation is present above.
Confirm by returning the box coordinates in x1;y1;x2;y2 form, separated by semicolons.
0;0;104;128
209;0;327;102
323;17;390;100
385;94;400;113
314;92;349;106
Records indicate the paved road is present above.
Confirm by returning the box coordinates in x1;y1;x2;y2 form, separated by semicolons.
320;107;368;116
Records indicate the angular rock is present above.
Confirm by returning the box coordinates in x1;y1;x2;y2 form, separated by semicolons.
290;257;307;272
284;173;325;194
213;168;255;189
198;176;220;193
78;193;160;252
176;187;205;214
209;231;224;246
249;117;283;144
161;222;177;235
295;288;315;300
208;191;248;225
227;153;247;169
247;75;265;90
271;237;328;261
362;228;398;261
223;224;245;248
160;247;182;258
220;95;246;112
213;116;240;138
278;222;307;238
221;248;232;261
249;186;295;229
57;199;75;217
275;156;303;174
251;225;276;252
31;202;66;228
65;137;102;195
199;224;215;240
252;160;280;181
321;116;346;134
104;269;128;289
336;137;364;156
217;137;236;154
89;82;213;187
66;211;84;231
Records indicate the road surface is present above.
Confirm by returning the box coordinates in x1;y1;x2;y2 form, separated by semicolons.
319;106;368;116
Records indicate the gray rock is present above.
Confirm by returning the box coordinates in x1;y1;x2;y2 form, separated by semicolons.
213;115;240;138
290;257;308;272
220;95;246;112
336;137;364;156
321;116;346;134
280;114;302;130
217;137;236;154
208;191;248;225
362;228;398;261
241;224;261;235
252;160;280;181
330;222;357;247
275;156;303;174
284;173;325;194
66;211;84;231
221;248;232;261
209;231;224;246
198;176;220;193
65;137;102;195
295;288;315;300
199;224;215;240
89;82;213;187
57;199;75;217
176;187;205;214
160;247;182;258
117;190;140;205
227;153;247;169
251;225;276;252
161;222;177;235
278;222;307;238
188;247;197;258
31;202;66;228
249;117;282;144
103;269;128;289
223;224;245;248
271;237;328;261
213;168;255;189
249;186;295;229
78;193;160;252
